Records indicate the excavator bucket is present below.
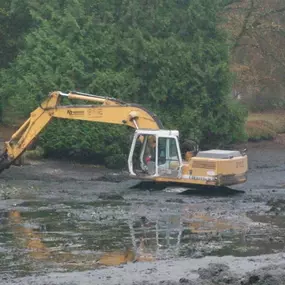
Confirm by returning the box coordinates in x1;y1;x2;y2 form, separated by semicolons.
0;150;11;173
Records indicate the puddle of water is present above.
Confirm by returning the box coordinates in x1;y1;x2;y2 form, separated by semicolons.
208;214;285;257
1;194;285;277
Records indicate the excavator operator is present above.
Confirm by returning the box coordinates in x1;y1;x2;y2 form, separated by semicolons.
145;136;156;163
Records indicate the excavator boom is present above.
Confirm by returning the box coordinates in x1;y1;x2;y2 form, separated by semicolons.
0;91;162;172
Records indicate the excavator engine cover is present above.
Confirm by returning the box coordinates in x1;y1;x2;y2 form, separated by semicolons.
196;150;242;159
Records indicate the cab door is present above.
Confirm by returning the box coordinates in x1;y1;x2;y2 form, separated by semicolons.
156;136;182;178
128;133;158;176
128;131;182;178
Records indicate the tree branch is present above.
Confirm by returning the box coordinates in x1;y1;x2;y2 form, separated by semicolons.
255;32;285;69
232;0;254;51
251;6;285;28
222;0;243;8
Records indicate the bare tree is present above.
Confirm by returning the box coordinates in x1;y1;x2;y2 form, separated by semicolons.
221;0;285;110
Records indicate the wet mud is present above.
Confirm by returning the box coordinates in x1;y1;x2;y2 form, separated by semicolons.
1;141;285;284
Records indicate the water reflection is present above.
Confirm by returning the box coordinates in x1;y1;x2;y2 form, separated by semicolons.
5;209;158;269
8;210;50;260
183;213;239;234
1;202;284;275
4;209;204;269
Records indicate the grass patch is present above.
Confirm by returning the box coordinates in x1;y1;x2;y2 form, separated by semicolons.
247;111;285;133
246;120;277;141
246;111;285;141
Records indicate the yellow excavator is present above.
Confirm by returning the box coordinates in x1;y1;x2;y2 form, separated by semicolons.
0;91;248;188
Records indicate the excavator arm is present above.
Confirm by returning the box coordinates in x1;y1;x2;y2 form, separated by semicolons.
0;91;163;172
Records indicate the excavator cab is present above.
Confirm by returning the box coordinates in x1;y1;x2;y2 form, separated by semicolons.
128;129;248;187
128;130;183;178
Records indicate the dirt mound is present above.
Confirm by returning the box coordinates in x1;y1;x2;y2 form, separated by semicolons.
133;263;285;285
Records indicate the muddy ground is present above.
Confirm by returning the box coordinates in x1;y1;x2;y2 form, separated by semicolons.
0;140;285;284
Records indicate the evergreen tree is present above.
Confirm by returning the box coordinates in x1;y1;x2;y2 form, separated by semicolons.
0;0;32;68
0;0;247;166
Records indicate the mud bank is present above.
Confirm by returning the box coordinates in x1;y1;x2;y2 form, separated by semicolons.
0;140;285;284
1;252;285;285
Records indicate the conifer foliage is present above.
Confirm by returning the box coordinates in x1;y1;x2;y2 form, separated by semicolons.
0;0;247;166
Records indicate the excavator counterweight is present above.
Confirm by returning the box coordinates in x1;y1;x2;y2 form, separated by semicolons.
0;91;248;188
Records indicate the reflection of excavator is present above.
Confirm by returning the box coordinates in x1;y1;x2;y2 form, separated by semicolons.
7;208;239;269
0;91;248;187
7;210;155;267
8;210;51;260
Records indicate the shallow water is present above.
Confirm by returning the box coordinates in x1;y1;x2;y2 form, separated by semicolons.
1;142;285;282
0;191;284;278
